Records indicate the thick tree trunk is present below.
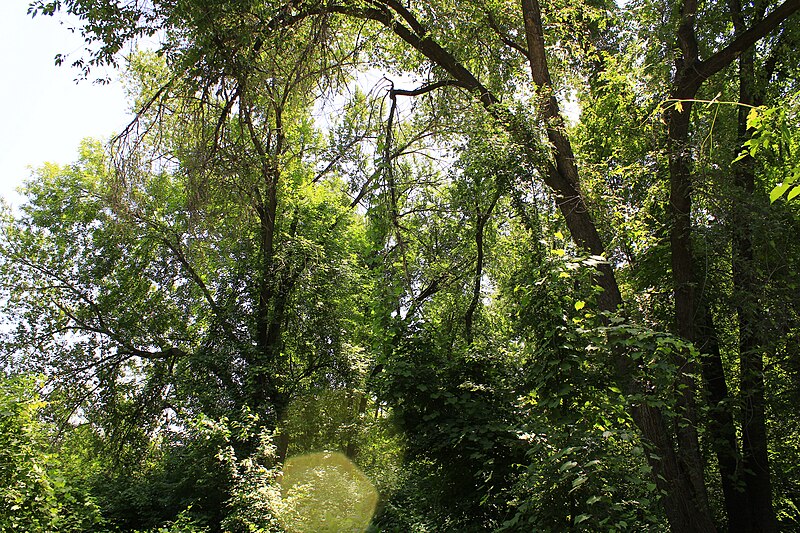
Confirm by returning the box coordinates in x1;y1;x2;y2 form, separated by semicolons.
519;0;621;311
666;83;714;524
630;403;715;532
731;36;777;532
521;0;714;529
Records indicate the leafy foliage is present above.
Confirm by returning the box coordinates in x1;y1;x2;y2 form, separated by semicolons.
0;375;105;532
4;0;800;530
735;92;800;202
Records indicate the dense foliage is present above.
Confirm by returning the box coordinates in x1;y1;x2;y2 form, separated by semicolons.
3;0;800;530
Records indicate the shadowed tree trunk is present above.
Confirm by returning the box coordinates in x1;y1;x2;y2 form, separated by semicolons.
729;1;776;528
696;303;750;531
664;0;799;528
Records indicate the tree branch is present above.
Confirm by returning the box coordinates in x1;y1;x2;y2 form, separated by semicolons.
696;0;800;82
486;12;530;60
390;79;466;97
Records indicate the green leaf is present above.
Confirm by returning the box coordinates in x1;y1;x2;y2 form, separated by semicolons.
574;514;591;525
559;460;578;472
770;182;791;203
574;301;585;311
746;107;761;129
571;475;588;490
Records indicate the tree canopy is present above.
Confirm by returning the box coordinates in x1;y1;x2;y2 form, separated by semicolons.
3;0;800;530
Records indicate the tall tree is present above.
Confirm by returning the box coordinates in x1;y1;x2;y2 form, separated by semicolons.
14;0;800;529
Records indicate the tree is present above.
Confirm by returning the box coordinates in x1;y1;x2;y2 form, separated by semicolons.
10;0;800;529
1;39;374;527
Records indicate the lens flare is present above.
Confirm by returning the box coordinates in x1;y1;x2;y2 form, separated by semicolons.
278;451;378;532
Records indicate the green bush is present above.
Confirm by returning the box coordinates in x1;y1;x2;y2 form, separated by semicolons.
0;375;105;532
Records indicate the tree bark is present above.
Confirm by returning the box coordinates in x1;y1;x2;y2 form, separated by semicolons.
696;304;750;532
729;1;776;525
666;83;713;524
665;0;799;528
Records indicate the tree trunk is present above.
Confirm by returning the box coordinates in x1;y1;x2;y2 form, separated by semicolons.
696;304;750;532
630;403;715;532
522;0;714;528
242;82;285;412
666;82;714;523
465;190;500;343
731;30;776;532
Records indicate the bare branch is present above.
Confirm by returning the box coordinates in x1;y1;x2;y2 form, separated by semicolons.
389;79;466;97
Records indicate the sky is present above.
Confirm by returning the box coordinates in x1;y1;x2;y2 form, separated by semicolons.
0;2;130;208
0;4;410;211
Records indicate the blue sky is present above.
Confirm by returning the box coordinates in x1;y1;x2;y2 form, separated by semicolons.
0;2;130;207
